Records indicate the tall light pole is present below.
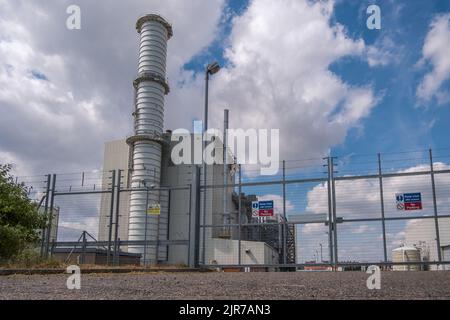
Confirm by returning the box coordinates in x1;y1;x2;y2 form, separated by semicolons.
204;62;220;135
202;62;220;263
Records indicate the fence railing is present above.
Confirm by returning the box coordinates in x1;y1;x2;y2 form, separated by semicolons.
198;149;450;271
13;148;450;270
35;170;193;266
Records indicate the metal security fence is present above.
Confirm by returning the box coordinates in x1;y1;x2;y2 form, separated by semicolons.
33;170;193;266
199;149;450;271
12;148;450;270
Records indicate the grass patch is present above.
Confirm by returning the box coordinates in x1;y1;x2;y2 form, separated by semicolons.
0;248;63;269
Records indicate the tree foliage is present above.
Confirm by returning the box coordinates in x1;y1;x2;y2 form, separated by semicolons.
0;164;46;260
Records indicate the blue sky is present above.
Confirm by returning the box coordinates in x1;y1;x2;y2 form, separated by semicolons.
331;0;450;157
183;0;249;73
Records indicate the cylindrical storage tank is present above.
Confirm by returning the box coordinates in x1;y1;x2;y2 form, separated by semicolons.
128;14;172;264
392;246;421;271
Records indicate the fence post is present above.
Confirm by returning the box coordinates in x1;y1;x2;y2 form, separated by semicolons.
155;187;161;264
202;166;207;266
282;160;287;266
429;149;442;265
40;174;51;258
143;185;149;267
45;174;56;259
107;170;116;266
330;158;338;270
325;157;334;266
166;188;171;264
188;184;192;267
378;153;388;263
117;238;121;266
81;231;87;264
50;240;56;258
113;169;122;266
238;164;242;267
194;166;201;268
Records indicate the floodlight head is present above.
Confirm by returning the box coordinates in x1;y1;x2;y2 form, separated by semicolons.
206;62;220;75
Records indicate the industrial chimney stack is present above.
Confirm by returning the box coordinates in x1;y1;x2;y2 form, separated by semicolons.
126;14;173;263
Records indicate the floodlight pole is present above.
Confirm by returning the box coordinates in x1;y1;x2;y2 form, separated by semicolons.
202;62;220;264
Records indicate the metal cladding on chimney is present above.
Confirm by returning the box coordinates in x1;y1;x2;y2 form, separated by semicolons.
127;14;172;263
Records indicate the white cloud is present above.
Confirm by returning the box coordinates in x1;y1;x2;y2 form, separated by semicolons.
417;13;450;105
0;0;224;175
306;162;450;219
0;0;383;182
208;0;378;162
59;217;99;238
0;0;386;182
0;0;381;178
258;194;294;216
351;224;375;234
366;36;402;67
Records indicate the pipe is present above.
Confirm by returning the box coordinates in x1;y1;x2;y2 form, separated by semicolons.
127;14;172;264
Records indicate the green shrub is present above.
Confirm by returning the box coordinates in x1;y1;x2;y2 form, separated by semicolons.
9;247;42;267
0;164;46;261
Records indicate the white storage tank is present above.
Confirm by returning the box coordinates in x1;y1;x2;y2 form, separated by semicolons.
392;246;421;271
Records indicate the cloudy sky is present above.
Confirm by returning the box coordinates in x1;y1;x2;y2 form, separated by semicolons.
1;0;449;177
1;0;450;260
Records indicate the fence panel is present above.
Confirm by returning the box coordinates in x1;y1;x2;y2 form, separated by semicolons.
382;175;434;219
336;220;384;264
54;193;107;242
36;169;191;266
435;172;450;216
335;177;381;220
385;218;439;267
295;223;330;265
25;150;450;270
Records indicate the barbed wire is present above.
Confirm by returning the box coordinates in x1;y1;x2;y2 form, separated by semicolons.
6;148;450;196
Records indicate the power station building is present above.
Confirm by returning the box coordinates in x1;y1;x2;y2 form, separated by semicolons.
97;14;284;268
97;135;243;265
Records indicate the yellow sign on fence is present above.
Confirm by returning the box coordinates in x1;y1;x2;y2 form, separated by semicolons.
147;203;161;215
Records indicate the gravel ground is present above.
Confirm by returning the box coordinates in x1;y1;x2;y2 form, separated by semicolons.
1;271;450;300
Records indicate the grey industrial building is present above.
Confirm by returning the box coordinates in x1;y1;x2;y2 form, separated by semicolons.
97;134;288;267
